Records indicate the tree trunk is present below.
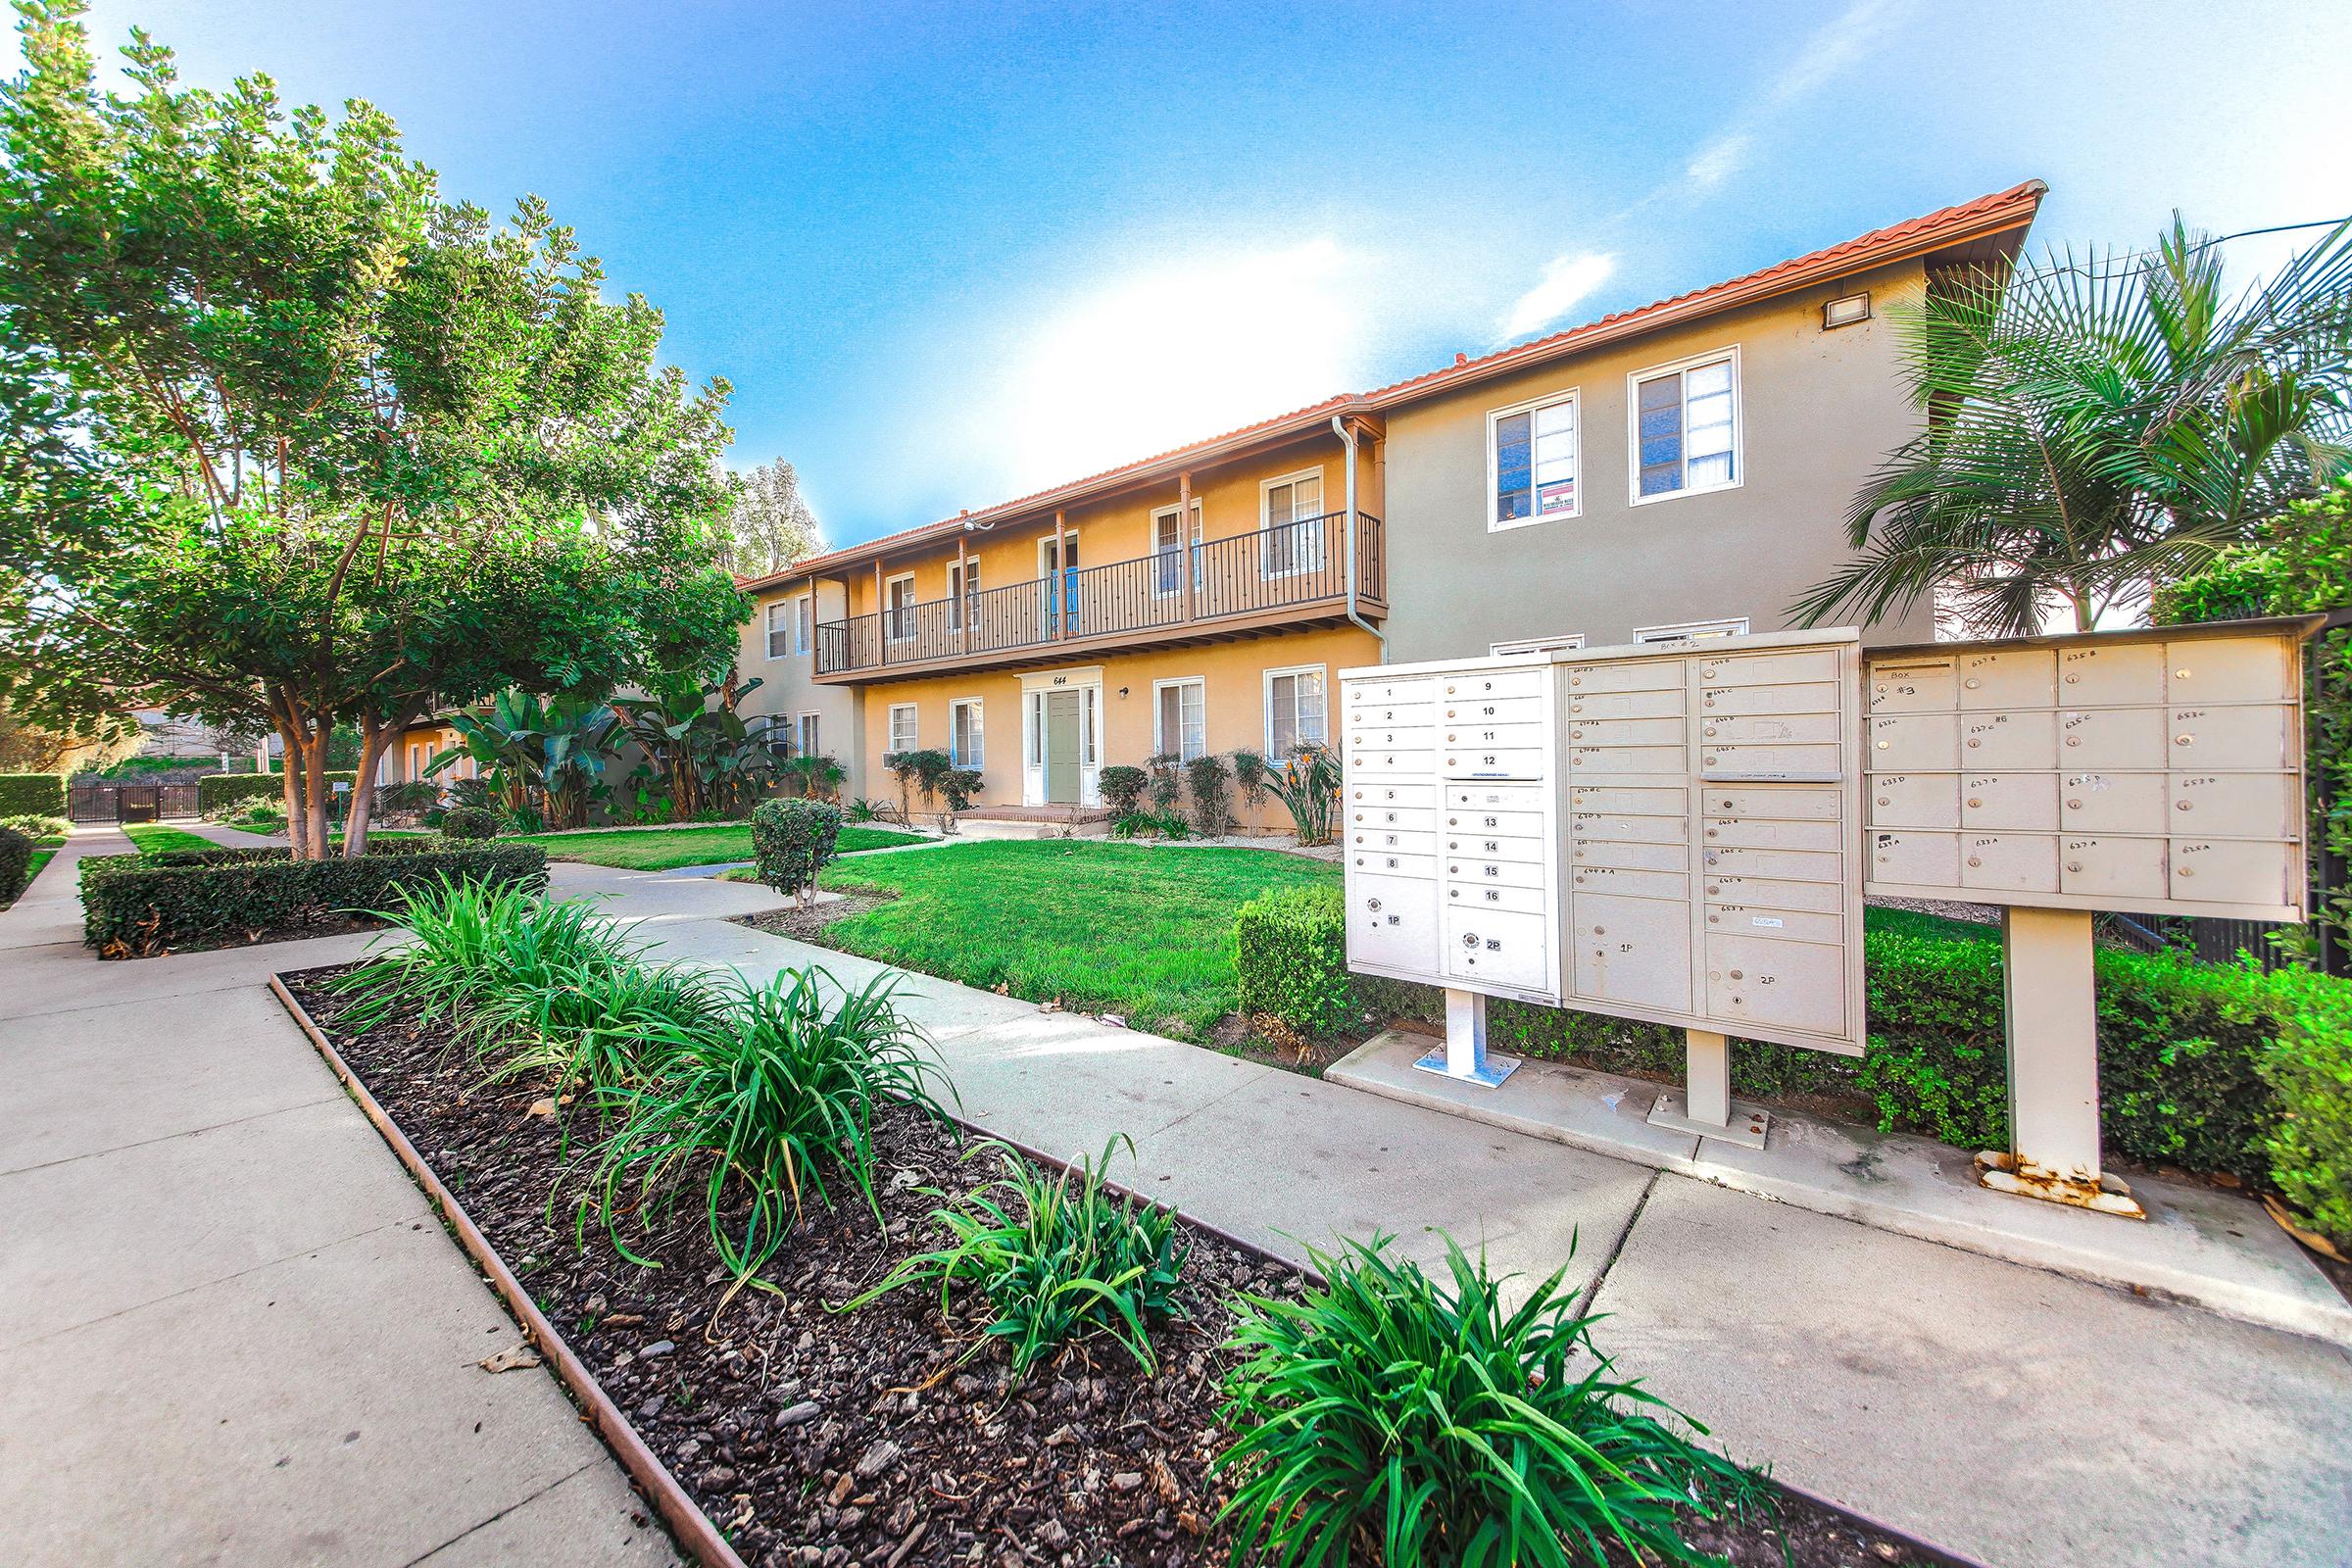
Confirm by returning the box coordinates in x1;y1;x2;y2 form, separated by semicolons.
343;716;396;858
300;720;332;860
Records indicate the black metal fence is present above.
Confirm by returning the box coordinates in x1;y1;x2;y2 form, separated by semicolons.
68;780;201;823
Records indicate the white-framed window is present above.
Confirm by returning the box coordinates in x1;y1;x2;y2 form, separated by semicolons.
1152;501;1201;598
884;574;917;642
887;703;918;754
1630;349;1740;503
767;715;799;759
1633;616;1749;644
950;698;984;768
763;601;792;660
797;712;821;758
1038;533;1079;574
947;561;979;630
1488;390;1579;529
794;594;813;655
1263;664;1328;756
1259;469;1325;578
1491;632;1586;658
1153;677;1206;762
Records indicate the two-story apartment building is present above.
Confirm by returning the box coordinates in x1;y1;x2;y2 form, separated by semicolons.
740;180;2045;818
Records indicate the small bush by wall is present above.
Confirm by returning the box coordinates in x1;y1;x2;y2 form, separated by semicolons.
81;839;548;958
0;773;67;817
751;797;843;902
0;824;31;906
438;805;499;839
196;770;357;813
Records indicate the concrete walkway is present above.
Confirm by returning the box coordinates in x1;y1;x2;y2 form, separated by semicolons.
4;843;2348;1566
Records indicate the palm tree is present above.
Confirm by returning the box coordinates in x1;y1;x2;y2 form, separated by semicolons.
1792;216;2352;636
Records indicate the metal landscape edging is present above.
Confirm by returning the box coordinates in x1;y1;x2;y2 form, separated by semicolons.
268;973;750;1568
272;972;1988;1568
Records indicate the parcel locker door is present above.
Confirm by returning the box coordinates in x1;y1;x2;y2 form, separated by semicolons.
1348;874;1438;974
1443;906;1551;993
1705;935;1845;1036
1570;894;1691;1014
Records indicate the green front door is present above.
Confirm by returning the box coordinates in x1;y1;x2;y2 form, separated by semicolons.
1045;690;1082;804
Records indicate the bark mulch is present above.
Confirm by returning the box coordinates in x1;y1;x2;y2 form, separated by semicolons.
285;963;1959;1568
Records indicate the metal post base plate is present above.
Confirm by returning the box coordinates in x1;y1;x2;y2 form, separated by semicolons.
1647;1090;1770;1150
1411;1047;1519;1088
1974;1151;2146;1220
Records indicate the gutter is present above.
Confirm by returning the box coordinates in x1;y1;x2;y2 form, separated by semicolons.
1331;414;1387;662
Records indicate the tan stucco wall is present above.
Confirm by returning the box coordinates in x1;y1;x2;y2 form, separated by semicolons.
1378;257;1937;662
737;576;865;795
850;623;1376;829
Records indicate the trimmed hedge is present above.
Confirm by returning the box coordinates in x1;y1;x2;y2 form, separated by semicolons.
195;770;357;813
81;839;547;958
0;773;66;816
439;805;499;839
751;797;843;900
0;824;30;906
1231;884;2352;1218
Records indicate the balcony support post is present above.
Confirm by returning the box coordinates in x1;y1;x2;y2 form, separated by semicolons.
1054;512;1068;640
1178;471;1195;628
873;560;885;666
956;537;969;656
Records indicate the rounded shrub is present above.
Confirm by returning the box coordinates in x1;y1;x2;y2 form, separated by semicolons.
439;805;500;840
0;824;33;906
751;796;844;903
1096;765;1147;816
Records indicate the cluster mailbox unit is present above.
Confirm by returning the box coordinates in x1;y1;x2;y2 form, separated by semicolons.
1341;630;1866;1148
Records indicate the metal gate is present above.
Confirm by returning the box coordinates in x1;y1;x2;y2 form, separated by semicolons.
67;781;202;823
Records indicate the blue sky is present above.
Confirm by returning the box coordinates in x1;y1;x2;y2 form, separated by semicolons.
29;1;2352;547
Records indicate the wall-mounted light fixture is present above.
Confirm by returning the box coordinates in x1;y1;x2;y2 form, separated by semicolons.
1823;291;1872;330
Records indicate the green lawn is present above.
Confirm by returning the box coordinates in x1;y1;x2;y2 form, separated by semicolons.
1866;904;1996;944
814;840;1339;1041
517;822;926;869
122;821;220;856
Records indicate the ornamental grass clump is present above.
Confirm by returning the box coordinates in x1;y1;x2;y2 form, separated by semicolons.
845;1135;1185;1378
472;953;720;1103
1214;1233;1766;1568
586;967;949;1279
329;878;628;1043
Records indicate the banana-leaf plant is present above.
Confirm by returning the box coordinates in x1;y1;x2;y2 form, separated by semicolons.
612;671;779;822
427;689;619;831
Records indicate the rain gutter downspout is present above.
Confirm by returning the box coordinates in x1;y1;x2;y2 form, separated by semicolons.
1331;413;1387;662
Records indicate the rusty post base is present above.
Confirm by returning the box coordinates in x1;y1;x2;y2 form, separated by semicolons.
1974;1151;2146;1220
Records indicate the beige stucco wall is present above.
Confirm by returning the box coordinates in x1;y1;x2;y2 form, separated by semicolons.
1377;257;1937;663
736;576;865;796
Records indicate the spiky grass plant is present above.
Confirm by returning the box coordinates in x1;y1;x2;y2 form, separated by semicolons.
328;877;628;1043
585;967;949;1279
1213;1233;1768;1568
472;954;720;1102
844;1135;1184;1378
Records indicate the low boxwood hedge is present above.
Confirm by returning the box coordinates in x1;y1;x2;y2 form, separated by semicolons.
81;838;547;958
1231;883;2352;1238
195;770;357;814
0;824;31;906
0;773;67;816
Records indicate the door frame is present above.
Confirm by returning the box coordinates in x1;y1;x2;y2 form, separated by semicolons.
1018;665;1103;807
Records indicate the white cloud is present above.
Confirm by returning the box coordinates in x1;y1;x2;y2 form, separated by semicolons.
1682;0;1910;192
1685;134;1752;189
1499;251;1618;340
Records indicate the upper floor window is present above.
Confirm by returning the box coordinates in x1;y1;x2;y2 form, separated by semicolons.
884;574;917;642
1264;664;1328;756
1631;351;1739;503
1152;502;1201;598
1261;471;1325;578
764;601;792;660
794;595;812;655
947;561;980;630
1490;392;1579;529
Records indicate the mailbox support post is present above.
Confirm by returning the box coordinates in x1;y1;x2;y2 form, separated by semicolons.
1646;1028;1770;1149
1977;906;2144;1217
1412;989;1519;1088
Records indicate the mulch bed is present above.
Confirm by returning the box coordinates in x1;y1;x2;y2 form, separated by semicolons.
284;963;1960;1568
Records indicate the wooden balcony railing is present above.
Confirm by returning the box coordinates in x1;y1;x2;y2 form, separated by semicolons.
814;510;1383;677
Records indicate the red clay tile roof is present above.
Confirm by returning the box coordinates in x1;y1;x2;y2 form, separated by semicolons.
742;179;2045;591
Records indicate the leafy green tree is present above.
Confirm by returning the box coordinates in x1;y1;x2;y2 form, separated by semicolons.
0;2;745;857
726;458;822;577
612;671;777;822
1794;217;2352;636
428;689;618;831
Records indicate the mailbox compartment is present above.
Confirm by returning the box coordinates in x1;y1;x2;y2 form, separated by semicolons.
1570;838;1689;873
1349;827;1437;856
1569;865;1688;902
1445;694;1547;725
1446;881;1550;914
1696;649;1840;687
1960;773;2060;833
2170;838;2296;906
1446;857;1547;890
1354;750;1439;779
2169;771;2298;838
2168;706;2294;769
1704;905;1843;945
1348;677;1438;707
1959;833;2060;894
1449;782;1547;812
1561;660;1684;694
1445;829;1546;861
1704;874;1842;913
1343;724;1437;753
1871;830;1960;886
2059;837;2168;901
1353;781;1437;809
2057;707;2166;769
1568;810;1687;845
1868;773;1960;829
1351;851;1438;881
1868;659;1959;712
1705;935;1844;1036
1703;680;1842;717
1700;711;1839;746
2167;637;2292;704
1346;874;1438;972
1706;786;1842;821
1352;805;1437;832
1446;746;1548;779
1571;786;1685;816
1957;648;2056;710
1444;906;1550;992
1961;710;2057;769
1870;713;1959;770
1567;745;1686;775
2057;641;2164;706
1443;669;1547;702
1702;816;1842;852
1565;688;1681;720
1700;743;1843;780
1447;806;1546;838
2057;771;2167;835
1572;894;1692;1013
1703;845;1841;883
1564;716;1683;747
1445;719;1546;749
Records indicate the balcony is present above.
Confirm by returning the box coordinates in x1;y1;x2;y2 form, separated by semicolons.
813;510;1385;681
